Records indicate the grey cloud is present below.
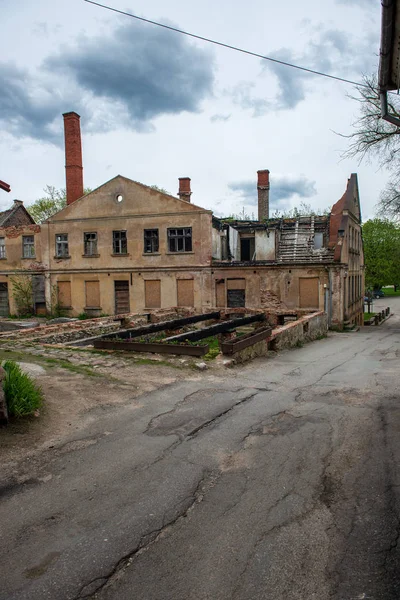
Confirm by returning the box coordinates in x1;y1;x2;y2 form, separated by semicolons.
46;21;214;125
210;113;231;123
229;176;317;206
229;82;270;117
232;26;379;114
0;63;63;142
0;20;214;142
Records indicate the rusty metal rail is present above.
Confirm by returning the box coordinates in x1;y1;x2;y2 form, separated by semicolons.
220;326;272;355
100;311;220;341
164;314;265;343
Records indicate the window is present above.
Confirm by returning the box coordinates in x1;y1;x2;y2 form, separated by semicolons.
240;236;255;261
0;238;5;259
22;235;35;258
314;232;323;250
84;232;98;256
144;229;159;254
55;234;69;258
168;228;192;252
113;231;127;254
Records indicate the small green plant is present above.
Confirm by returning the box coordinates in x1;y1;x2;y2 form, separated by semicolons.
295;339;304;348
78;312;90;320
48;284;66;319
10;273;34;316
2;360;43;417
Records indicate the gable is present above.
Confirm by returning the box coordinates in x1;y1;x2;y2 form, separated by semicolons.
0;202;35;227
48;176;211;222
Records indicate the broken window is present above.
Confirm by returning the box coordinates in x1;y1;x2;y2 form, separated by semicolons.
314;232;323;249
144;229;159;254
0;237;6;259
113;231;127;254
84;232;98;256
55;234;69;258
22;235;35;258
168;228;192;252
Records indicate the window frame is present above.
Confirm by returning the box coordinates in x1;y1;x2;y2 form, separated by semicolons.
143;229;159;254
0;237;6;259
167;227;192;253
112;230;128;255
22;235;35;259
55;233;69;258
84;232;98;256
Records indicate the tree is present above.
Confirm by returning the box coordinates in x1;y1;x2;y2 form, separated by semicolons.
271;201;330;219
341;75;400;219
362;219;400;289
150;185;170;195
27;185;92;223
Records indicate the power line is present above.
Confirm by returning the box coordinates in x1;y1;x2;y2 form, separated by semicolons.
83;0;370;90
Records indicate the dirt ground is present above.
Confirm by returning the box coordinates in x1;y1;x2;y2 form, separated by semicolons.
0;346;202;480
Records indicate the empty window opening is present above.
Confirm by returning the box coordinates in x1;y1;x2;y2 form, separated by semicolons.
314;233;323;249
113;231;127;254
144;229;159;254
168;228;192;252
84;232;98;255
240;237;255;261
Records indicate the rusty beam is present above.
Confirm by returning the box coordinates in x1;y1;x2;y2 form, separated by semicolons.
220;326;272;355
100;311;220;341
164;313;265;343
93;340;209;356
0;180;11;193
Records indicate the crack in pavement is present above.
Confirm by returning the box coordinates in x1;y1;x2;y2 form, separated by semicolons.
74;469;221;599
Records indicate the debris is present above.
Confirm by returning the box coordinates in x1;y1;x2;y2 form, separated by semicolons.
194;362;208;371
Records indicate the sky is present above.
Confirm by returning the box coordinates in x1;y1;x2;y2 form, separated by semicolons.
0;0;385;220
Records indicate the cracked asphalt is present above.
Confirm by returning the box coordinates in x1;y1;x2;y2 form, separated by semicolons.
1;298;400;600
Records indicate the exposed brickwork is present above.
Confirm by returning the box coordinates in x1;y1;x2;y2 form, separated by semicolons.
257;169;270;220
3;224;41;238
178;177;192;202
63;112;84;205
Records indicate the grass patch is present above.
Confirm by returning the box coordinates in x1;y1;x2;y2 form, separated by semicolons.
381;287;400;297
364;312;376;320
3;360;43;417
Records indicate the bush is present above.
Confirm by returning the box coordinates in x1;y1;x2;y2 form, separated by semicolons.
2;361;43;417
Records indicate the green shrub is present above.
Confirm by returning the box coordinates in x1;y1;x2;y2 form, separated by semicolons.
78;312;90;320
2;361;43;417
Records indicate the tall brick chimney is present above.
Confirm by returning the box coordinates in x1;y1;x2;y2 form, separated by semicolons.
178;177;191;202
257;170;270;221
63;112;84;206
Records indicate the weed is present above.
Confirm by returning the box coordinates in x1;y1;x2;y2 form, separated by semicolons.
2;360;43;417
78;312;90;320
295;339;304;348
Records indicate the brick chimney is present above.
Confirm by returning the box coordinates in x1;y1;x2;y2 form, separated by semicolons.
257;170;270;221
63;112;84;206
178;177;191;202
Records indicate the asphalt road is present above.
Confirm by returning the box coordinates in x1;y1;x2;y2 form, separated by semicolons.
1;298;400;600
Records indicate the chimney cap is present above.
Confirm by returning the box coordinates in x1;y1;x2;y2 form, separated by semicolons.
13;199;23;205
63;111;81;119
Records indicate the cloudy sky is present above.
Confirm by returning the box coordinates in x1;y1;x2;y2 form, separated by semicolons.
0;0;384;219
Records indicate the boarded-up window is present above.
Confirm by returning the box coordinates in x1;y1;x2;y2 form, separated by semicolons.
85;281;100;308
177;279;194;307
58;281;71;308
215;280;226;307
145;280;161;308
299;278;319;309
227;278;246;308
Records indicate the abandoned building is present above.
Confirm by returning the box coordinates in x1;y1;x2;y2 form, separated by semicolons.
0;112;364;328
